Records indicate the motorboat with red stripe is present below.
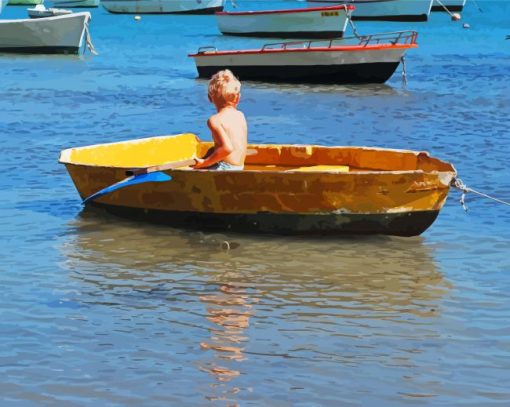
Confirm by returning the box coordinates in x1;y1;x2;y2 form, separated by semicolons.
189;31;418;84
307;0;433;22
215;5;354;39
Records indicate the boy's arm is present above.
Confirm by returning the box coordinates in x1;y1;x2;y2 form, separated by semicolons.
194;117;233;169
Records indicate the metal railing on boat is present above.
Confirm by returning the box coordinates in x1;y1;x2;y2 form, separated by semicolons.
195;31;417;55
261;31;418;51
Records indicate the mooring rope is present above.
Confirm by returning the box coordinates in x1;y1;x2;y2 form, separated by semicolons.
401;56;408;86
346;7;361;39
470;0;484;13
435;0;457;18
451;177;510;212
84;22;98;56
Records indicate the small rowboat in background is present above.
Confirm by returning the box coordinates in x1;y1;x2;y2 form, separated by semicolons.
59;133;457;237
431;0;466;12
101;0;224;14
307;0;434;22
0;12;91;54
189;31;417;84
28;4;72;18
216;5;354;39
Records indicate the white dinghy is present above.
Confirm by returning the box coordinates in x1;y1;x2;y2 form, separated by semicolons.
0;12;92;54
432;0;466;12
216;5;354;39
101;0;225;14
307;0;434;22
28;4;73;18
190;31;417;84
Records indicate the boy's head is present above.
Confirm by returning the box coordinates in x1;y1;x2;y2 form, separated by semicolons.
208;69;241;108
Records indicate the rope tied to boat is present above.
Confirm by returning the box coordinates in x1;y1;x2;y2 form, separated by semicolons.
471;0;484;13
84;21;98;56
346;7;360;38
451;177;510;212
434;0;457;18
401;56;408;86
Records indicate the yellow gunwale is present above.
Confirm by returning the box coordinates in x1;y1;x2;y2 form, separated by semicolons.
58;133;456;176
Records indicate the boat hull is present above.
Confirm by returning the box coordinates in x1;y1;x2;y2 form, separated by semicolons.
101;0;224;14
196;61;400;84
216;6;351;39
0;12;90;54
191;47;410;84
90;203;441;237
52;0;99;7
8;0;43;5
307;0;433;21
431;0;465;12
59;134;456;237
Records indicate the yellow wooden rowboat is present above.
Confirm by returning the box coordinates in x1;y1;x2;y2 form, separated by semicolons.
59;133;457;236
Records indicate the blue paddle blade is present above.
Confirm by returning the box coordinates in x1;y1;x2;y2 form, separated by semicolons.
82;171;172;205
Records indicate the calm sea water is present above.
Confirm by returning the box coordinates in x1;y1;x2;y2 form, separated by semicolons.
1;1;509;405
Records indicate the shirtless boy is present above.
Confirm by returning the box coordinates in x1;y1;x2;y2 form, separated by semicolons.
193;70;248;171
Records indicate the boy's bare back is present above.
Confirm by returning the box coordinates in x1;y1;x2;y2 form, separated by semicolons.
193;70;248;170
208;107;247;166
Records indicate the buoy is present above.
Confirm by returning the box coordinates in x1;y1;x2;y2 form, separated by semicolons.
451;12;461;21
463;23;471;29
134;15;141;21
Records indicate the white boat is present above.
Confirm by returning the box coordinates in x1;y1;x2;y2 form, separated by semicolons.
28;4;72;17
432;0;466;12
0;12;91;54
307;0;434;22
190;31;417;84
52;0;99;7
216;5;353;39
101;0;224;14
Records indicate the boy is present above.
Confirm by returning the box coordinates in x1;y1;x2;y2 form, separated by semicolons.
193;70;248;171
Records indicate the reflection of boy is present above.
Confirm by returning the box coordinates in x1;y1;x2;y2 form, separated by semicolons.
193;70;248;171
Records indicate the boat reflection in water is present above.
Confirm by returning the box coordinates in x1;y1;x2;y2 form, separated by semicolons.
60;207;451;403
199;278;256;401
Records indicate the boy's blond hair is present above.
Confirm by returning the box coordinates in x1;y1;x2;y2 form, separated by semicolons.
208;69;241;106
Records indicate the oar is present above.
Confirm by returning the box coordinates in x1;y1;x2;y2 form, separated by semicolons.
82;158;196;205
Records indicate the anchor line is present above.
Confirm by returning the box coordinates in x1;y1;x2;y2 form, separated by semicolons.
435;0;457;18
84;22;98;56
451;177;510;212
401;55;408;86
470;0;484;13
346;6;360;38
